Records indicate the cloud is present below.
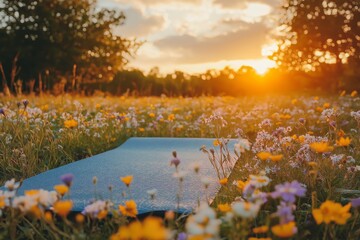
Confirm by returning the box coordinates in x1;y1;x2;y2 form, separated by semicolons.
114;7;166;38
213;0;281;9
113;0;202;6
153;22;269;64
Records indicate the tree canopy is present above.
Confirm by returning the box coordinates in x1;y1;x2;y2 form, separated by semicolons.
0;0;138;93
271;0;359;75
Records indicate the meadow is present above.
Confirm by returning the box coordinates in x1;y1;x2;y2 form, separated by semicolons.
0;93;360;239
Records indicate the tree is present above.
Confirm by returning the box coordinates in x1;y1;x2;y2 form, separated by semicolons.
0;0;139;94
271;0;359;87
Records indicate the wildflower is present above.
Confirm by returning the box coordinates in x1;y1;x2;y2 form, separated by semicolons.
253;225;269;234
219;178;228;186
248;238;272;240
271;221;297;238
234;138;251;153
269;154;283;162
44;211;53;223
310;142;334;153
350;197;360;208
5;178;20;191
248;174;271;188
120;175;133;187
336;137;351;147
60;174;74;187
308;161;317;167
22;99;29;108
257;152;271;161
147;189;158;200
201;176;212;189
168;114;175;121
217;203;231;212
232;201;261;219
119;200;138;217
148;112;155;118
186;203;221;239
170;151;181;168
0;108;5;116
350;90;358;97
165;210;175;220
213;139;221;147
76;213;85;223
312;200;351;225
173;171;187;182
83;200;112;219
271;181;306;203
177;232;187;240
111;217;168;240
189;161;201;174
64;119;78;128
54;185;69;196
53;200;73;217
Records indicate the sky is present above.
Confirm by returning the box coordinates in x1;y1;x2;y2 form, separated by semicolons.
98;0;282;74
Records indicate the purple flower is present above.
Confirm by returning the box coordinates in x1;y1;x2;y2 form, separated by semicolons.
0;108;5;116
177;232;187;240
170;151;180;167
276;201;295;224
22;99;29;108
60;173;74;187
351;197;360;208
271;180;306;203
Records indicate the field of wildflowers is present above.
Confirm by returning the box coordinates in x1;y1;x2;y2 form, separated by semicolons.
0;93;360;239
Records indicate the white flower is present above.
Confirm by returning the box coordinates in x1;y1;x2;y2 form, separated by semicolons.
4;179;20;191
13;196;37;212
172;171;187;181
200;176;212;188
232;201;261;219
147;189;158;199
234;138;251;153
186;203;221;239
189;161;201;173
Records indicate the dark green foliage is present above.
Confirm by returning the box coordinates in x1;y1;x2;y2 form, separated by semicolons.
0;0;138;92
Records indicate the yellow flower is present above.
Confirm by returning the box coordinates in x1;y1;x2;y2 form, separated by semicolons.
53;200;73;218
310;142;334;153
76;213;85;223
248;238;272;240
237;180;247;190
54;185;69;196
298;135;305;143
340;90;346;96
25;189;40;196
213;139;221;147
167;114;175;121
323;102;330;108
44;211;53;223
119;200;138;217
252;225;269;234
291;99;297;104
97;210;108;220
308;161;317;167
269;154;283;162
312;200;351;225
111;217;168;240
0;196;5;208
120;175;133;187
336;137;351;147
29;205;42;219
64;119;78;128
148;112;155;118
217;203;231;212
257;152;271;161
271;221;297;238
138;127;145;132
351;90;358;97
219;178;228;186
